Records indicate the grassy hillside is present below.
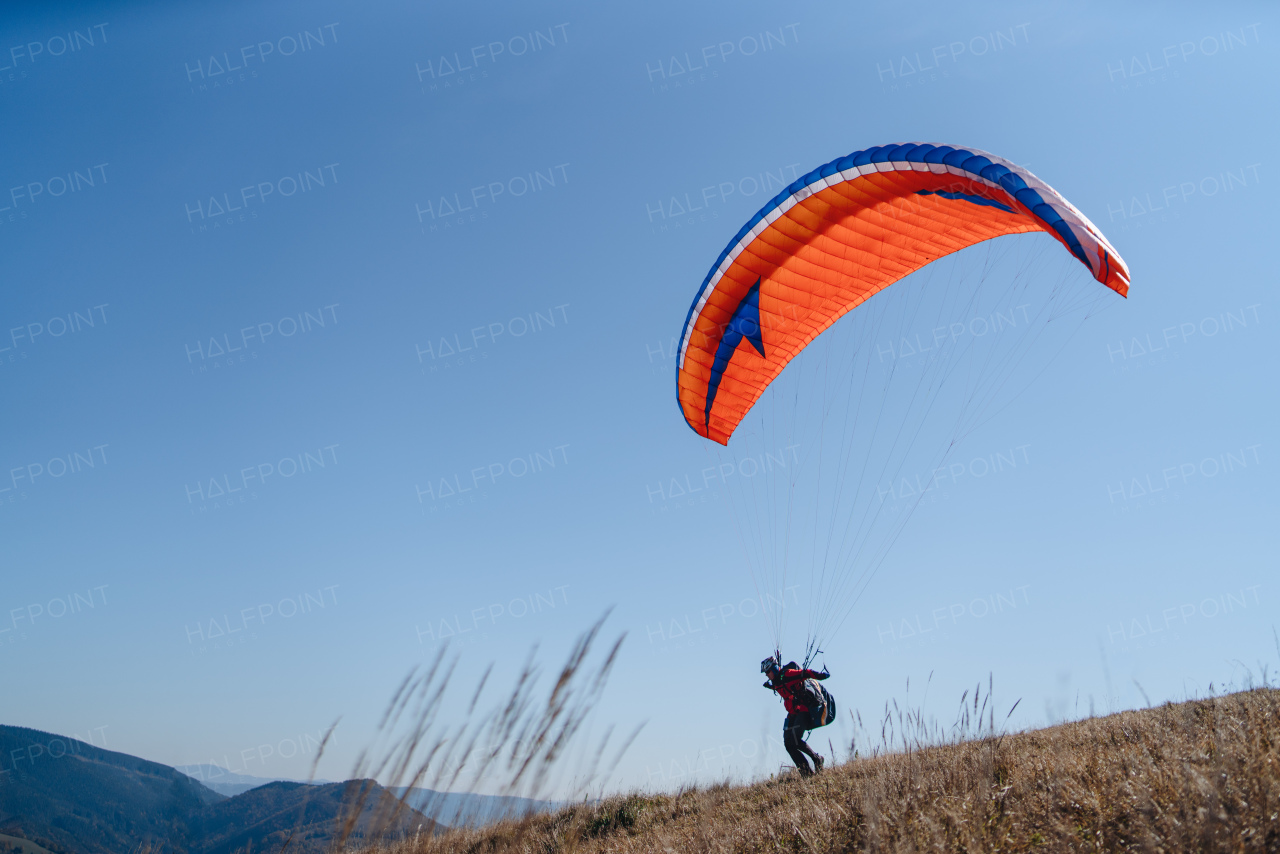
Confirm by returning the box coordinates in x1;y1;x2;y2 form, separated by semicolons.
373;688;1279;853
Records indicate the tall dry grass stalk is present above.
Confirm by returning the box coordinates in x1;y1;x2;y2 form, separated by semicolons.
361;687;1279;854
279;612;636;850
843;673;1022;764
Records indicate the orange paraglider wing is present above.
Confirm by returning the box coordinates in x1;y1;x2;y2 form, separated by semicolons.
676;142;1130;444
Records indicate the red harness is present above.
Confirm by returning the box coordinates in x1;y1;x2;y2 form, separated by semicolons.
769;668;824;714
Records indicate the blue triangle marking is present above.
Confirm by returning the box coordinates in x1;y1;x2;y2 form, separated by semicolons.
704;278;765;430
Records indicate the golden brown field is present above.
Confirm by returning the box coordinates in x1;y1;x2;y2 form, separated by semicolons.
366;688;1279;854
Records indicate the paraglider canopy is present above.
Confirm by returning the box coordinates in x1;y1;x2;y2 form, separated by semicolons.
676;142;1130;444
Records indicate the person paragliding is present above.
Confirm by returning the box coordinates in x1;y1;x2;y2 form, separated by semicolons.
676;141;1128;780
761;654;835;777
676;141;1130;721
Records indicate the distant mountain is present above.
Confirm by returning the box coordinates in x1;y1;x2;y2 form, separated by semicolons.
198;779;430;854
0;725;222;853
0;726;433;854
395;787;560;827
174;765;331;797
172;769;556;828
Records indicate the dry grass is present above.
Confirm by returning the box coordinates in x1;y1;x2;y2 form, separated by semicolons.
366;688;1280;854
305;613;636;850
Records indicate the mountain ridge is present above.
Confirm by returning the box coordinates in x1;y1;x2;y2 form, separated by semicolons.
173;764;332;797
0;725;431;853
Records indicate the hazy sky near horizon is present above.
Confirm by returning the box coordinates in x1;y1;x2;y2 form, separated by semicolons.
2;0;1277;795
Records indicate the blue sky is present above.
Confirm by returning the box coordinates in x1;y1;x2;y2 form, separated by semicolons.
1;0;1276;794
